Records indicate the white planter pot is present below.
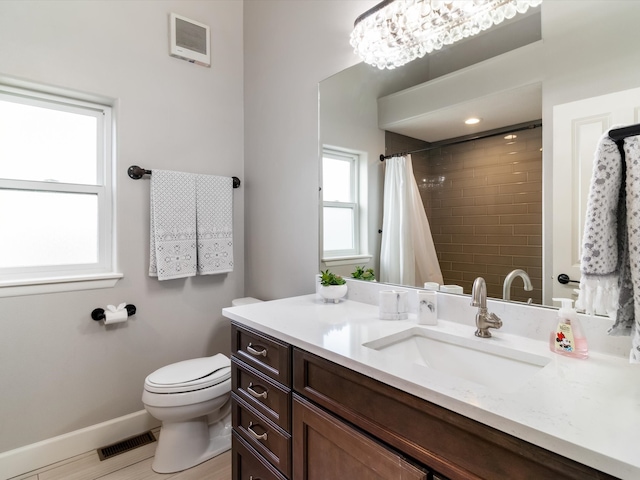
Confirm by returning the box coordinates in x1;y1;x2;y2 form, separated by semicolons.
319;284;348;303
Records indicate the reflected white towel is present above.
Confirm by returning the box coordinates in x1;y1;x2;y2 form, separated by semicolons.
196;174;234;275
149;170;197;280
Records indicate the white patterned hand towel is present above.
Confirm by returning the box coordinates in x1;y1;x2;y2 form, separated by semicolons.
577;131;640;362
149;170;197;280
196;174;234;275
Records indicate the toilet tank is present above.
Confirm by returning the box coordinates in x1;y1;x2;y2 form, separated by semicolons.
231;297;262;307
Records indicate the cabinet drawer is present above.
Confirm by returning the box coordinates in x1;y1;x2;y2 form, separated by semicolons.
232;393;291;478
232;431;287;480
231;323;291;386
232;357;291;431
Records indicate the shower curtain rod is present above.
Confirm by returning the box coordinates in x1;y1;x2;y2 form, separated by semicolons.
379;121;543;162
127;165;241;188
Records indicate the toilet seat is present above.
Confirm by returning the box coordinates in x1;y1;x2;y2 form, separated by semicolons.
144;354;231;394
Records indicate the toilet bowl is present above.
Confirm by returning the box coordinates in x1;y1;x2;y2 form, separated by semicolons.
142;353;232;473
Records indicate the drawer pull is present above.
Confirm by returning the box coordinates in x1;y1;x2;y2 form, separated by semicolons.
247;343;267;357
247;422;268;441
247;382;268;399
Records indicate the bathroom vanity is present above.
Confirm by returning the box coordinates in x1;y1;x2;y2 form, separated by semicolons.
223;293;639;480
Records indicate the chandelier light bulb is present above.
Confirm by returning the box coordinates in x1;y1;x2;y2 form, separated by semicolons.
350;0;542;70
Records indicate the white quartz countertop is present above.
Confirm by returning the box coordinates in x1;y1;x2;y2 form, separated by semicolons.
223;294;640;479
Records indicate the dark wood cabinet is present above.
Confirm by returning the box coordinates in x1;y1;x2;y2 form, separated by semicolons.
293;347;618;480
293;394;428;480
231;323;292;480
231;322;617;480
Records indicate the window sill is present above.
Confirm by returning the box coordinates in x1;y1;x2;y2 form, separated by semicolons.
0;273;124;298
322;254;373;267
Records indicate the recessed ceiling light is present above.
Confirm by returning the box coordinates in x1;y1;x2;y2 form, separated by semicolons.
504;134;517;140
464;117;481;125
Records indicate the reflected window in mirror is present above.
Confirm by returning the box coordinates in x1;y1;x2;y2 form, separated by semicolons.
322;148;361;259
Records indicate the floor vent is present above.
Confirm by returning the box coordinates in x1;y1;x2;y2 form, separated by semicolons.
97;431;156;461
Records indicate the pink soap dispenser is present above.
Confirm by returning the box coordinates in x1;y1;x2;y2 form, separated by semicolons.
550;298;589;359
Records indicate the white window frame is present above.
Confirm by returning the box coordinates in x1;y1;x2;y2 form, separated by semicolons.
321;148;361;259
0;82;121;297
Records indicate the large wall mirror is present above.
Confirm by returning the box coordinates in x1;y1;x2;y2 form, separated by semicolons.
319;1;640;308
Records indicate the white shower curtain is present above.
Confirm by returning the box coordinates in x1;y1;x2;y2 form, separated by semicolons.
380;155;443;287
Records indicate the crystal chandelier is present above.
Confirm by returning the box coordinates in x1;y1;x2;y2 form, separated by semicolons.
350;0;542;70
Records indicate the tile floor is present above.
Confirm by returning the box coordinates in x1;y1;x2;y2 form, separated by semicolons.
8;431;231;480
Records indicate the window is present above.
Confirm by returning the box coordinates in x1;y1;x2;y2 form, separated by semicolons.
0;83;119;295
322;148;359;258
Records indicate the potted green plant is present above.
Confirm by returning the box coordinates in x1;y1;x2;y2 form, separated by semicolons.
318;269;348;303
351;266;376;281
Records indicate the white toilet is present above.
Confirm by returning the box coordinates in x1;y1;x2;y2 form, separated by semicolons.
142;353;232;473
142;297;262;473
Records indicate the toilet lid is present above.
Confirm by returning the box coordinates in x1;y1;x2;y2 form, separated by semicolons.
145;353;231;393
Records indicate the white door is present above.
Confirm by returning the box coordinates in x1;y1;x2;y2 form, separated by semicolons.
551;87;640;304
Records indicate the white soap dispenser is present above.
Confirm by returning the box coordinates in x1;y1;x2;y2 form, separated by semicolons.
550;298;589;359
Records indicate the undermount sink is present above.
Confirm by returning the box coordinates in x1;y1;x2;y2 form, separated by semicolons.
363;327;550;393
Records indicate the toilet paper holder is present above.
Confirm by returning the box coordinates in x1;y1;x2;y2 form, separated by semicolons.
91;304;137;321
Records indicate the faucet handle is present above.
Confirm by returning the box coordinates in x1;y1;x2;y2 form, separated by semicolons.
488;312;503;329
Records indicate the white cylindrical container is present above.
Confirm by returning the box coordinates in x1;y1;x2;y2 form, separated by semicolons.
417;291;438;325
440;285;464;294
379;290;408;320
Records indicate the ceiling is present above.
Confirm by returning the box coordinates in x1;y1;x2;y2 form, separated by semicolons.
384;82;542;143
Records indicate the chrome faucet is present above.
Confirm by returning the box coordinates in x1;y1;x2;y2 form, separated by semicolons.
502;269;533;301
471;277;503;338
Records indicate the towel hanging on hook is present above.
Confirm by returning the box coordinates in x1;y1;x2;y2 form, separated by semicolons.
609;122;640;141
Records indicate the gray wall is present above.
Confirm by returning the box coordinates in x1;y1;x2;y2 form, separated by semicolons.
0;1;244;453
243;0;372;299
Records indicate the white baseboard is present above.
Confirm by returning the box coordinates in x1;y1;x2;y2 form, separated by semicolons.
0;410;160;480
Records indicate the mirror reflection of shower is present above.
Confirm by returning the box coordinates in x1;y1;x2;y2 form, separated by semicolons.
384;122;543;303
